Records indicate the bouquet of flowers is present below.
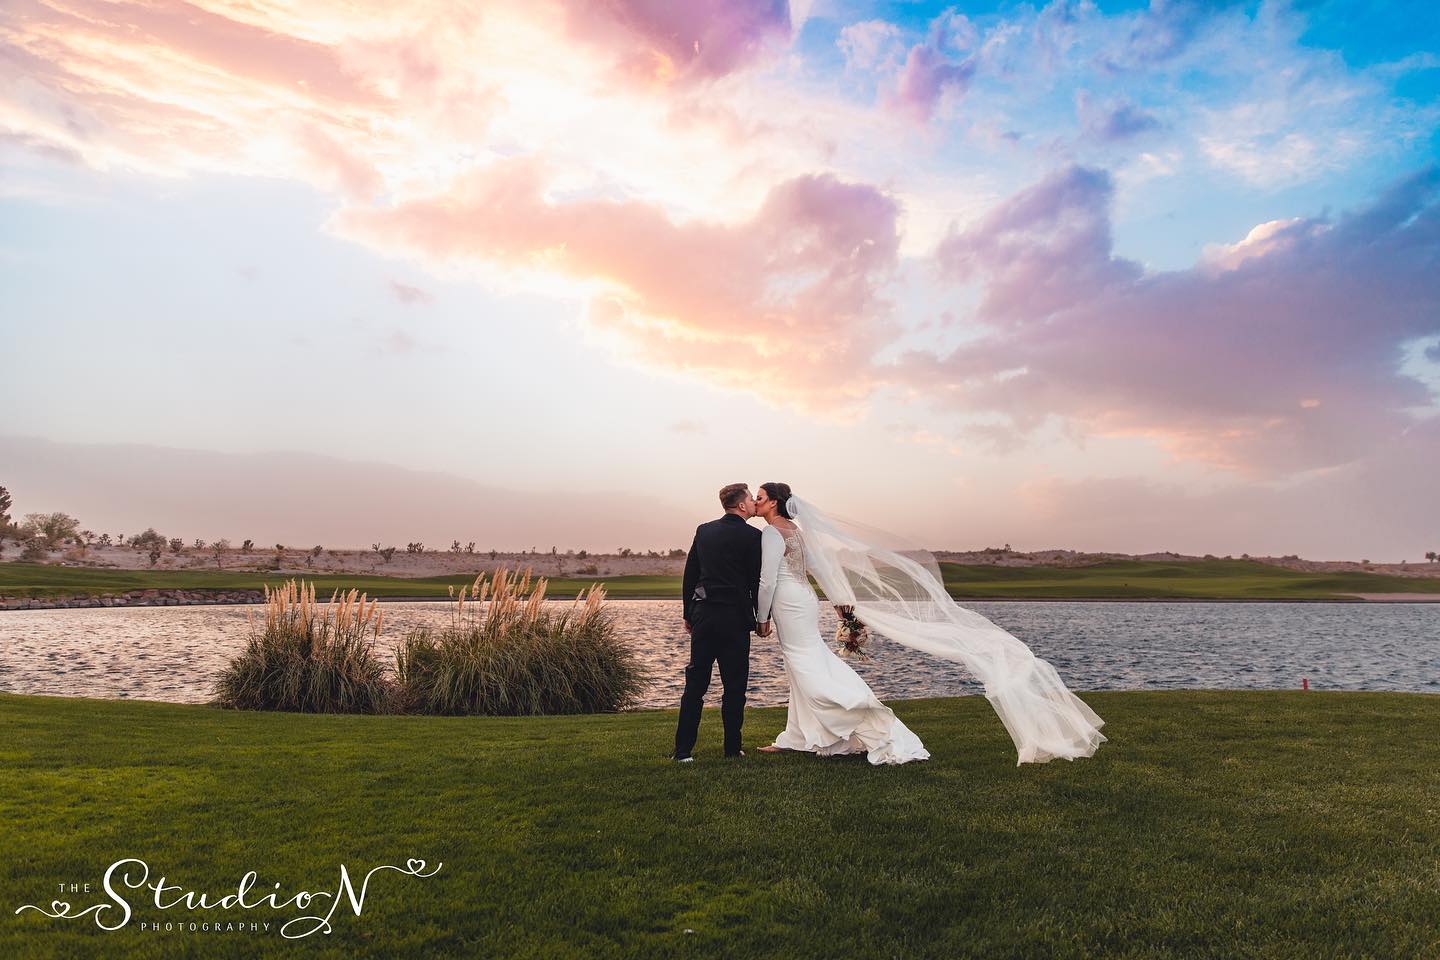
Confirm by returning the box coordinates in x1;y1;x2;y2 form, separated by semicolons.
834;605;871;659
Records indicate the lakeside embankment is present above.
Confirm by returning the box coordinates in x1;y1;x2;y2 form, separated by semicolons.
2;689;1437;958
2;557;1439;608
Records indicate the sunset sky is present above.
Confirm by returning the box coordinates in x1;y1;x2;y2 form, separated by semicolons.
3;0;1439;558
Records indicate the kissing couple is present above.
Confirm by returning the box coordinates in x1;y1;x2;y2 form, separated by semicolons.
671;483;1108;766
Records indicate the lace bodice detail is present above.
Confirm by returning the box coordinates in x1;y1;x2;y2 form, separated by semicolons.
757;523;810;623
777;526;806;582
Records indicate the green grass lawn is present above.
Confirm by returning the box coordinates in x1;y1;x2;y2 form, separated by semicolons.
2;690;1437;958
4;558;1438;601
938;557;1440;599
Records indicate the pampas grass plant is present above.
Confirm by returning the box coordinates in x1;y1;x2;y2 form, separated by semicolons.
213;578;396;713
395;567;648;715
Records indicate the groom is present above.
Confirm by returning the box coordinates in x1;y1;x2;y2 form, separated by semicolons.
672;483;762;761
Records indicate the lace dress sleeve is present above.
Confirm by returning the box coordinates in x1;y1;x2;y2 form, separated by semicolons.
757;525;783;624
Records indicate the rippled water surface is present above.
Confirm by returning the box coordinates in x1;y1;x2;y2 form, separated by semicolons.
2;600;1436;709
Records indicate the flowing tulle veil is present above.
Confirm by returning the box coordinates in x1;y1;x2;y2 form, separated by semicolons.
786;495;1106;765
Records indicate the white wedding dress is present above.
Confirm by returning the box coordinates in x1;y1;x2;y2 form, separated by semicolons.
758;522;930;765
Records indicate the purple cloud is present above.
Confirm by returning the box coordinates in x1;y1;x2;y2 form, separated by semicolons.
885;9;979;123
1099;0;1233;72
890;45;976;122
1076;91;1162;142
934;165;1142;325
560;0;791;85
913;163;1440;478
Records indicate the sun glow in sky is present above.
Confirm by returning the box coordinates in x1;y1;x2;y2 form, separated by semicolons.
3;0;1439;557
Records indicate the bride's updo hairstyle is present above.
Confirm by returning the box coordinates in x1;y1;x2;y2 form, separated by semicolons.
760;482;794;520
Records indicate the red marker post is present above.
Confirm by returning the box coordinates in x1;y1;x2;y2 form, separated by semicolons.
1302;677;1309;690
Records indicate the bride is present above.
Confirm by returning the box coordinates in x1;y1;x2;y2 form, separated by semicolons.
753;482;930;764
751;482;1107;766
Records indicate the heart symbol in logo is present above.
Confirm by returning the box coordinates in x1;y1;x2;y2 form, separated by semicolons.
50;901;70;916
406;859;425;873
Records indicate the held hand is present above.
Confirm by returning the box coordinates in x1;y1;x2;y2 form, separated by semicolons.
757;620;773;638
683;620;692;635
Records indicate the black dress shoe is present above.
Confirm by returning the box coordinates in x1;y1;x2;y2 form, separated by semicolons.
724;750;746;758
671;754;694;763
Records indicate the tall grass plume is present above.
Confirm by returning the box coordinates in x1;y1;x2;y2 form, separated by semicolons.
213;579;395;713
395;567;648;715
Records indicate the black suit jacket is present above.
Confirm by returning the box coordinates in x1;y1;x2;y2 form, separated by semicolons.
681;513;762;630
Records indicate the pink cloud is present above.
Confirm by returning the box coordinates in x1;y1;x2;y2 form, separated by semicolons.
21;0;388;108
389;280;433;305
331;155;901;409
559;0;792;86
912;163;1440;477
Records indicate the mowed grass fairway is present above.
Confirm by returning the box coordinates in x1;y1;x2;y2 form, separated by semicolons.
2;691;1437;958
4;558;1438;601
936;557;1440;600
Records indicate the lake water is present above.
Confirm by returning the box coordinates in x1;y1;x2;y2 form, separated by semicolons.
1;600;1436;709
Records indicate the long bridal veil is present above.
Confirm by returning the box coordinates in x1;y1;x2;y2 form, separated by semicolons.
787;496;1106;765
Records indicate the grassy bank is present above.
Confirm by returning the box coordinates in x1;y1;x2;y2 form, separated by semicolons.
3;558;1438;601
2;690;1438;958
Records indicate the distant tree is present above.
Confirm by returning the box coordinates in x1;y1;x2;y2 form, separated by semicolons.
0;486;16;554
668;548;686;558
311;545;323;558
577;550;588;560
1427;551;1437;563
551;546;558;556
406;542;425;554
98;533;113;547
148;545;162;566
20;536;49;561
169;538;184;553
617;547;633;558
129;528;166;551
212;538;231;569
464;542;475;554
275;544;285;552
22;512;80;548
451;540;463;553
379;546;397;563
242;539;254;552
79;529;95;544
489;550;498;560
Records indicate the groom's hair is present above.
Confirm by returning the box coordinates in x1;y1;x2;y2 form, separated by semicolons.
718;483;750;510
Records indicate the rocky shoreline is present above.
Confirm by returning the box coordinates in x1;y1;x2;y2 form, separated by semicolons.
0;588;265;610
